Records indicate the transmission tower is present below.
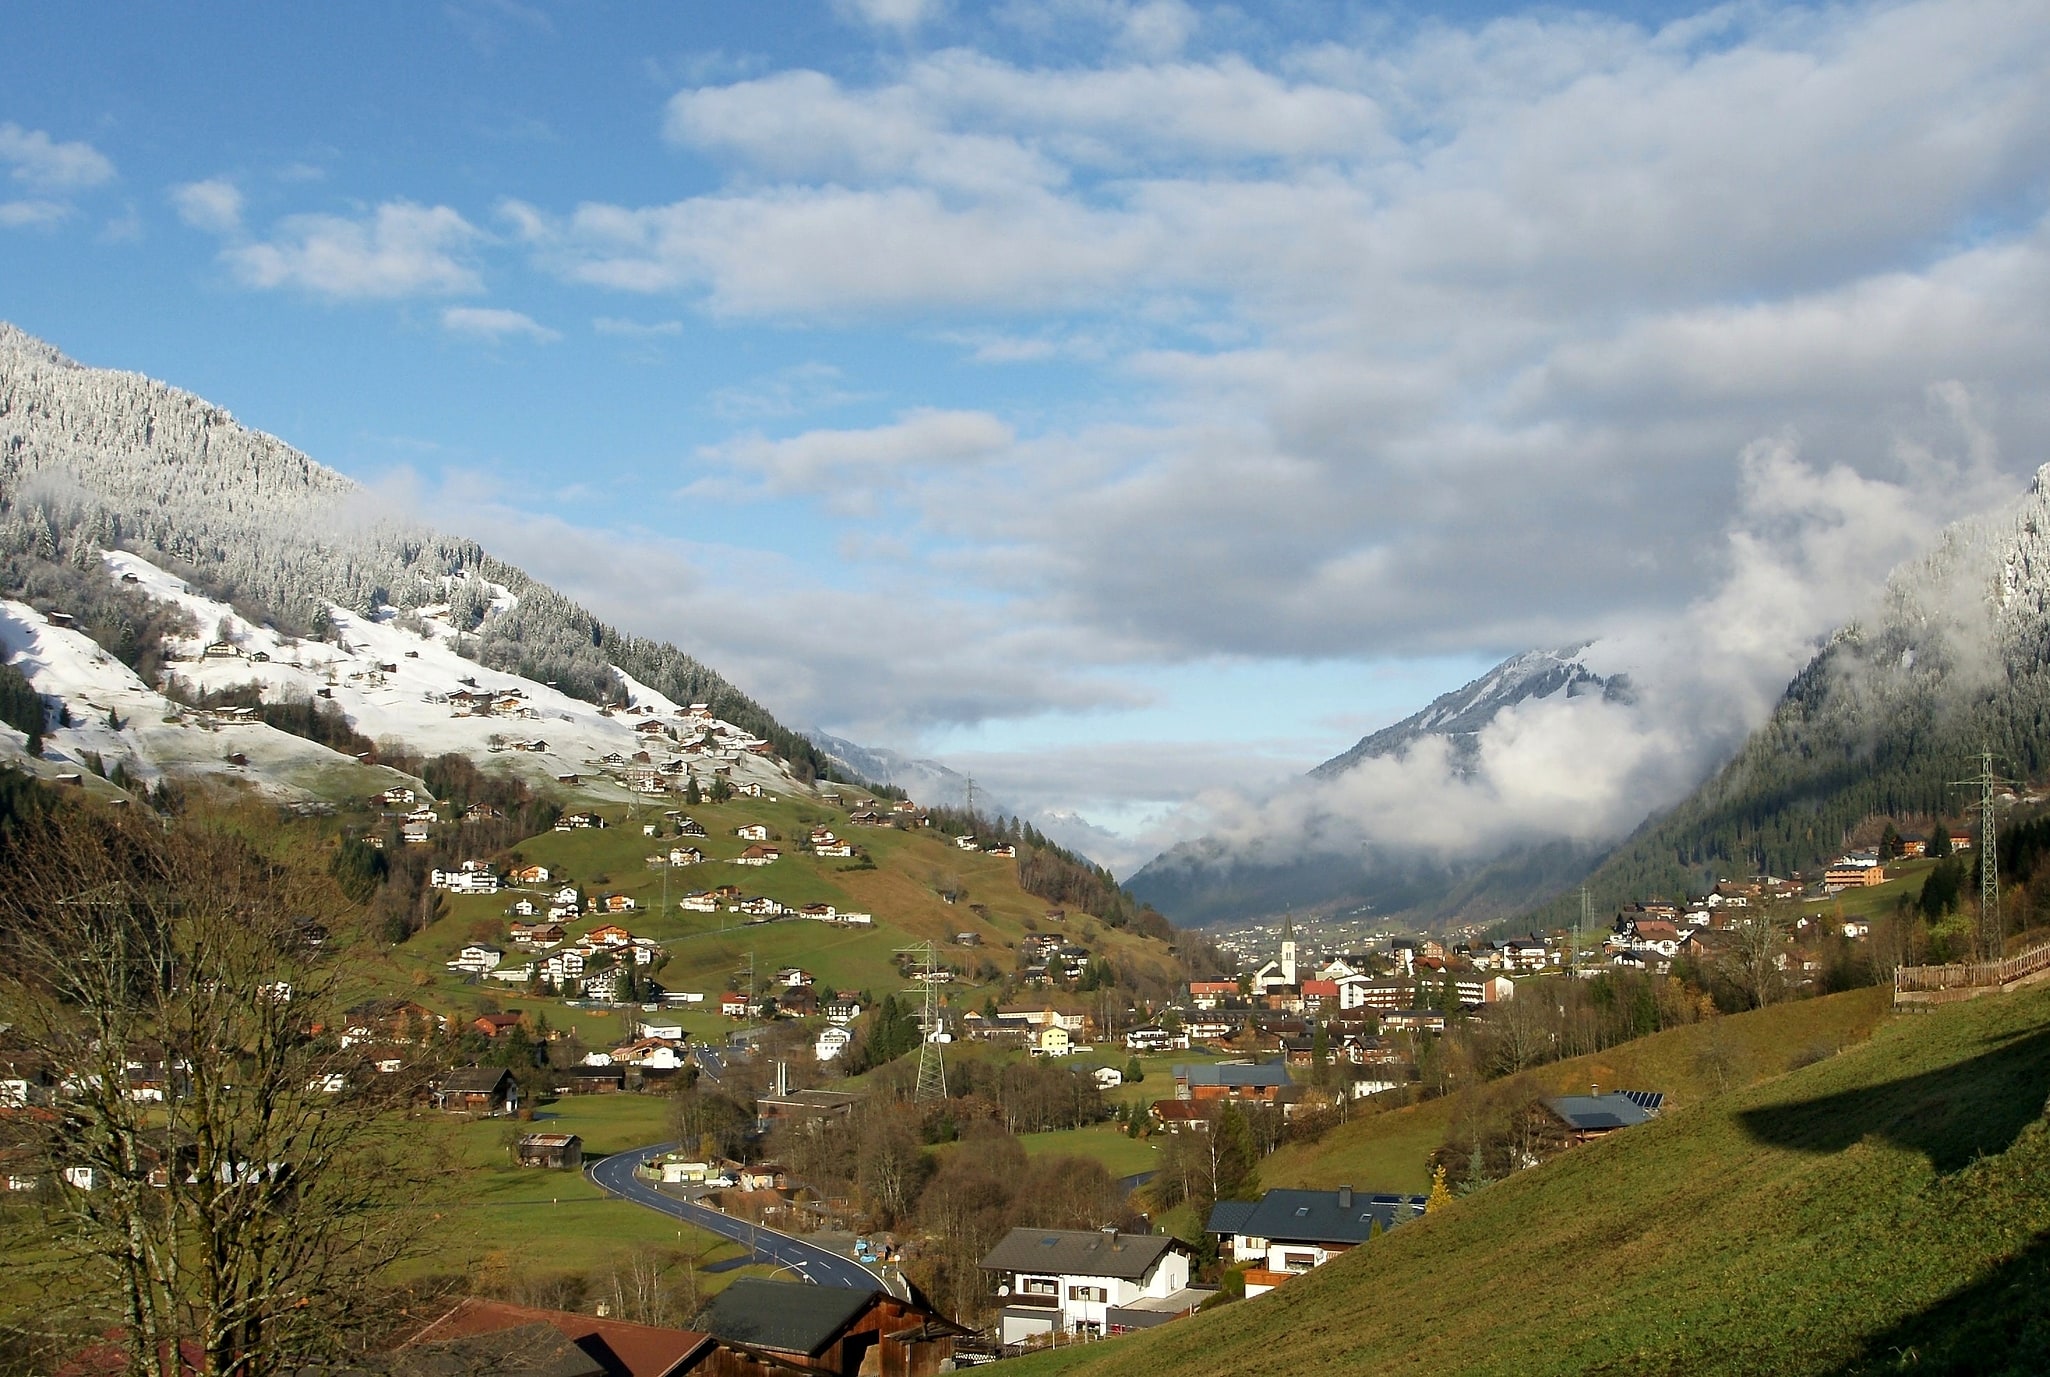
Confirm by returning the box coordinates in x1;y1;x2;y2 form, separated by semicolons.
1576;885;1590;978
897;940;948;1103
1950;749;2014;960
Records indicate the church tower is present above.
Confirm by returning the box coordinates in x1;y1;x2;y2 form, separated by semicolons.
1280;911;1297;987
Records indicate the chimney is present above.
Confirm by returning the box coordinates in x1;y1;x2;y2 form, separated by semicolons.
1101;1225;1119;1248
1590;1082;1599;1096
1338;1185;1353;1210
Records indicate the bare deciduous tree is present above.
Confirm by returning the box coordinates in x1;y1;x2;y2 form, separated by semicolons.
0;809;435;1376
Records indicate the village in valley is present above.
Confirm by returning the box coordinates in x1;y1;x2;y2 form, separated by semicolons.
216;718;1998;1371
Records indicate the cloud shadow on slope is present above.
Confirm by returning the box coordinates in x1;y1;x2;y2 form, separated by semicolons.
1736;1024;2050;1173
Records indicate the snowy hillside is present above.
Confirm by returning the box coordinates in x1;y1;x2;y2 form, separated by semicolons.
0;548;804;805
0;322;838;790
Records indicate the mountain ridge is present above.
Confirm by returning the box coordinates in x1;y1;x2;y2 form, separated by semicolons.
1128;645;1628;928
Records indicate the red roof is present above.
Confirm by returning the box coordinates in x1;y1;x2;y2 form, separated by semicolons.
1300;980;1339;997
407;1298;713;1377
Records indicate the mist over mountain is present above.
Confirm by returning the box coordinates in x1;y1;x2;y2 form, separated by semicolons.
1130;647;1625;928
1129;442;2022;930
1547;461;2050;920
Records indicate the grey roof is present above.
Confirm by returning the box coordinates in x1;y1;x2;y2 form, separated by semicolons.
1203;1199;1260;1238
1232;1188;1428;1245
438;1068;515;1095
693;1278;876;1355
1175;1062;1292;1088
1546;1092;1657;1132
980;1228;1185;1281
299;1323;607;1377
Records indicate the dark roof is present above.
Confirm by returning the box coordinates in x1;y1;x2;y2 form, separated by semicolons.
299;1322;608;1377
438;1068;515;1095
980;1228;1185;1281
400;1301;712;1377
1203;1199;1260;1237
1545;1092;1657;1132
1232;1188;1428;1245
1176;1062;1292;1088
692;1279;875;1356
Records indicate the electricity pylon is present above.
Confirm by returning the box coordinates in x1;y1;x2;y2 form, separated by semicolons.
1951;749;2014;960
897;940;948;1103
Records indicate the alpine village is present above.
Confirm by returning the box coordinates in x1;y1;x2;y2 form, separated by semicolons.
6;8;2050;1373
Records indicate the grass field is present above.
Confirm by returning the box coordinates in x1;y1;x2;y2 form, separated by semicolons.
1008;980;2050;1377
406;1097;748;1288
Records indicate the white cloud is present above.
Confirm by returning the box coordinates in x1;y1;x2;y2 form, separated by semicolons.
170;178;244;234
591;316;684;337
458;0;2050;854
699;409;1013;499
441;306;560;342
832;0;945;32
224;201;483;300
0;199;68;230
0;123;115;193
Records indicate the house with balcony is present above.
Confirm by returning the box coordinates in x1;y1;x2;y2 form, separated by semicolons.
981;1227;1200;1344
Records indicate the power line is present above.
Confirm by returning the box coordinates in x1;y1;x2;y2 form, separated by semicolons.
1950;747;2015;961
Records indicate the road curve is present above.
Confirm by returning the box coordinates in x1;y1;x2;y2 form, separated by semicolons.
587;1142;886;1292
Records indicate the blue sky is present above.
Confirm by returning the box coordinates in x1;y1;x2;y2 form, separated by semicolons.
6;0;2050;870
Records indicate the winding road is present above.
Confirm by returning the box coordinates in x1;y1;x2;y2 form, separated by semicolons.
586;1142;886;1291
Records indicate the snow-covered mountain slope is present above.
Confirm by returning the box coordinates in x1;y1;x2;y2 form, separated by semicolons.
1309;646;1627;780
1128;644;1633;928
0;589;364;797
0;547;802;803
0;323;831;780
1555;461;2050;912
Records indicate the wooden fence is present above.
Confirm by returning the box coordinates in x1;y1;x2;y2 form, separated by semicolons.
1895;937;2050;1004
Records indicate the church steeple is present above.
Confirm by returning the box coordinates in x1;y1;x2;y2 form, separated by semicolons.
1280;910;1297;987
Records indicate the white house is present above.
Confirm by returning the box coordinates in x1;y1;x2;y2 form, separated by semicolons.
735;823;770;841
430;865;501;895
1091;1066;1124;1089
814;1025;855;1062
447;944;504;973
981;1228;1197;1343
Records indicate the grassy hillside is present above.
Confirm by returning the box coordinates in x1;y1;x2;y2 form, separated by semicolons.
1013;981;2050;1376
1258;986;1895;1195
368;788;1184;1020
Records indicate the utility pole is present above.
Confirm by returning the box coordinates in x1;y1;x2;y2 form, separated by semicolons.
1951;748;2012;960
1576;885;1589;979
963;775;977;825
898;940;947;1103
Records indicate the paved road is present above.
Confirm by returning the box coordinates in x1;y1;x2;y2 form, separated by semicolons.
587;1143;885;1291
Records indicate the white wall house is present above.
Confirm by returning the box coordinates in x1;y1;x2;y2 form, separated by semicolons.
981;1228;1195;1344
